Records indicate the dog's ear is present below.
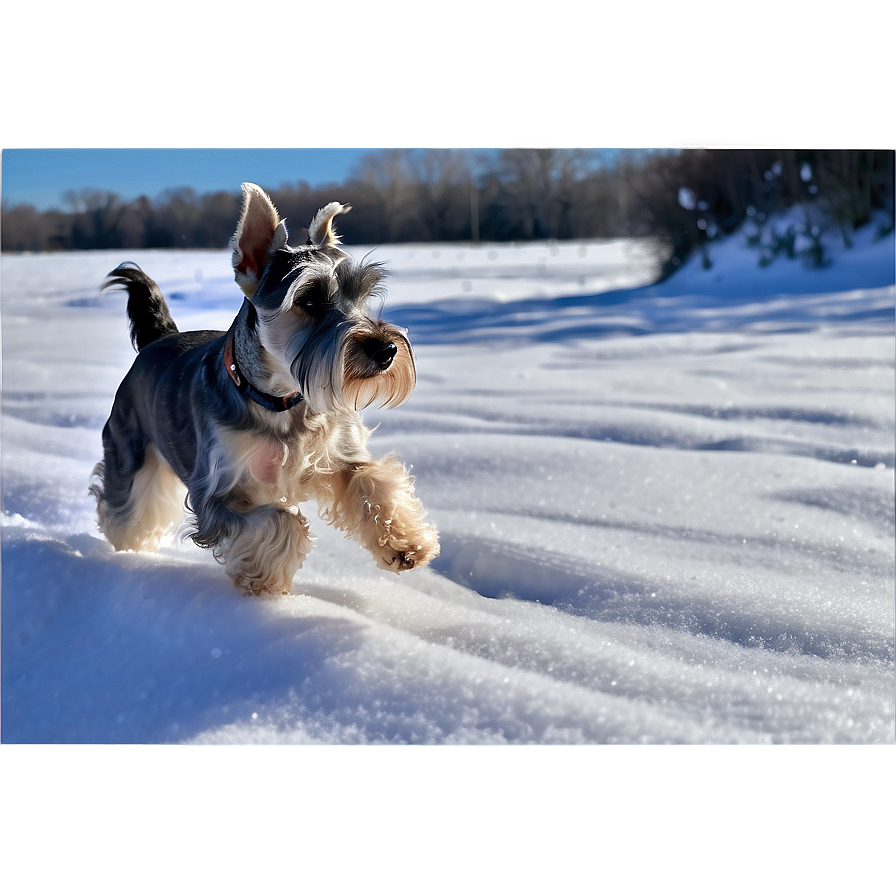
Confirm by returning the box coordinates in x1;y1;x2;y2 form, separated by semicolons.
308;202;351;248
231;183;289;297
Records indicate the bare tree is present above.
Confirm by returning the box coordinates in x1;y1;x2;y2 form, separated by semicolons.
62;189;126;249
492;149;598;238
408;149;474;241
352;149;421;241
1;203;48;252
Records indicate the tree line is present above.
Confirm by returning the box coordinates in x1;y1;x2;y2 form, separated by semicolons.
3;149;892;278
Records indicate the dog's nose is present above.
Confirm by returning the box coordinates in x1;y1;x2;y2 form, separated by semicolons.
364;339;397;370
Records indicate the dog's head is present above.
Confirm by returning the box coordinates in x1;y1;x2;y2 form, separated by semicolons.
230;183;415;414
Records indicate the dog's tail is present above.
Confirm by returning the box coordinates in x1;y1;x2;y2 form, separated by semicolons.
103;263;179;351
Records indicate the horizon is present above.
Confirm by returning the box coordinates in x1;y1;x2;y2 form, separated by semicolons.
1;148;625;213
1;148;383;211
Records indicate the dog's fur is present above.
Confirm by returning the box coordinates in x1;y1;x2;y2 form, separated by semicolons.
90;183;439;594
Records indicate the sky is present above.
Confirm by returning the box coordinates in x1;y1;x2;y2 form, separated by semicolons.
1;149;377;211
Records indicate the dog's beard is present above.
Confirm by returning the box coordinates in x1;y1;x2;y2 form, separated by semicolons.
342;331;416;411
286;326;416;413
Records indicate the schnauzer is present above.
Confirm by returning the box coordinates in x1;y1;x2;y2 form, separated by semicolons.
90;183;439;594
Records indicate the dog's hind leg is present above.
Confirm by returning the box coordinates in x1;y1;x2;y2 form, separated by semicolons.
90;417;186;553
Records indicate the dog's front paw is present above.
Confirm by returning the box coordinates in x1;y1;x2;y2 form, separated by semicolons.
220;506;313;596
376;523;440;573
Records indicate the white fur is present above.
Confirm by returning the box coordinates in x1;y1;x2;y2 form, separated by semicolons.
308;202;351;247
92;444;186;552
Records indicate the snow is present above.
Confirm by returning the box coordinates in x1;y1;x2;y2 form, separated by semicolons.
1;221;894;748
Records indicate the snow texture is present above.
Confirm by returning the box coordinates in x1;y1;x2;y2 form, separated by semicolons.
2;222;894;744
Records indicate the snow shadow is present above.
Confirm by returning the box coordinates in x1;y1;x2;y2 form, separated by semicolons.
389;280;895;346
0;532;369;744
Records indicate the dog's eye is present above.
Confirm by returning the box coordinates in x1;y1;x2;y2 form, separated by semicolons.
294;284;329;317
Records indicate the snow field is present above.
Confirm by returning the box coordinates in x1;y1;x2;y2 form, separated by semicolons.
1;224;893;747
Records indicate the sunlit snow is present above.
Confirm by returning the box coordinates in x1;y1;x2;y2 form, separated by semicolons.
2;222;893;744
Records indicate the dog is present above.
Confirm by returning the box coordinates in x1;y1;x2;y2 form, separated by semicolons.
90;183;439;594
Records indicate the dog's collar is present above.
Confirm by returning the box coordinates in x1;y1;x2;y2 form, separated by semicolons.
223;327;303;413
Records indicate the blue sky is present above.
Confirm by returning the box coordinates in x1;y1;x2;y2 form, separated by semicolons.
2;149;375;211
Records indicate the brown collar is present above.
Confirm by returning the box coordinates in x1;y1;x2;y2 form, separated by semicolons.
223;327;303;413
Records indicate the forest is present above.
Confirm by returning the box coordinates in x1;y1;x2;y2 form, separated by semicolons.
2;149;893;278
